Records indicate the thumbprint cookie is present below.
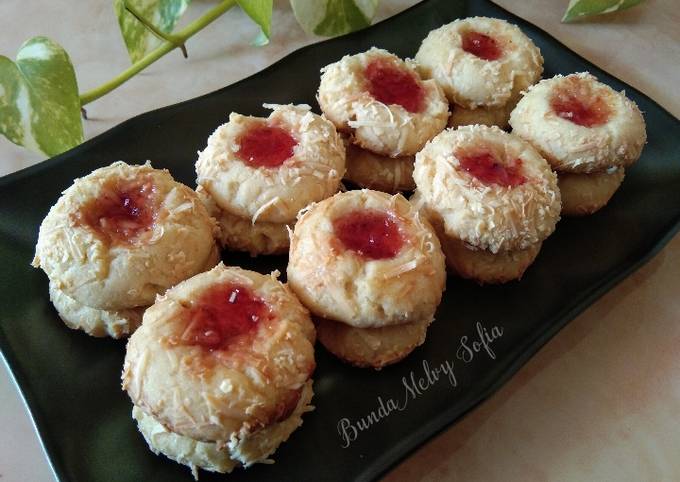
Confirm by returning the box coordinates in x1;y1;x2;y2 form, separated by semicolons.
287;190;446;369
344;141;416;194
195;104;345;255
447;101;515;130
510;72;646;215
32;161;219;337
318;47;448;158
556;167;626;216
196;186;292;256
48;281;144;338
416;17;543;129
123;264;316;476
413;125;561;284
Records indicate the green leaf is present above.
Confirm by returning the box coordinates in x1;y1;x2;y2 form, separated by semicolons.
290;0;379;37
114;0;191;63
562;0;645;22
251;29;270;47
237;0;273;42
0;37;83;156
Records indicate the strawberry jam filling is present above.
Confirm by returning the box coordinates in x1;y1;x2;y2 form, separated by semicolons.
364;58;425;113
458;152;526;187
461;31;502;61
236;124;297;168
333;209;403;260
78;177;157;244
181;283;271;351
550;85;611;127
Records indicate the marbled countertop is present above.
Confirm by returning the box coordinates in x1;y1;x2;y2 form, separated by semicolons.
1;1;678;481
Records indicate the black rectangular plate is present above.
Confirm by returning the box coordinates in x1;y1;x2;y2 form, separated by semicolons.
1;1;679;481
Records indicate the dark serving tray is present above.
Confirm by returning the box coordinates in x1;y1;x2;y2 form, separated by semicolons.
1;0;679;481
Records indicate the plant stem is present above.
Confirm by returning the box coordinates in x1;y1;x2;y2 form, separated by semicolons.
79;0;236;106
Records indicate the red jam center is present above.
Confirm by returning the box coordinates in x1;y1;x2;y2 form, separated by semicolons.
333;209;404;260
550;88;611;127
461;31;502;61
236;125;297;168
458;152;526;187
79;178;156;244
364;59;425;113
181;283;270;351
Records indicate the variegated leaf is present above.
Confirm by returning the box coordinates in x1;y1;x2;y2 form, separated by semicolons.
290;0;379;37
237;0;273;45
114;0;191;63
0;37;83;156
562;0;645;22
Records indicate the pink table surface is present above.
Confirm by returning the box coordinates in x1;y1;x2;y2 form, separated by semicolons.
0;1;678;481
